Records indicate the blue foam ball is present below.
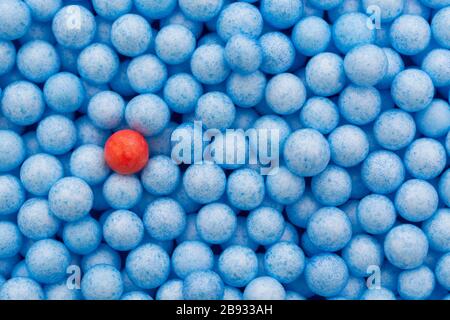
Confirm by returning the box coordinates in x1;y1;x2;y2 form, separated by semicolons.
70;144;110;186
36;115;77;155
155;24;196;65
342;234;383;277
195;91;236;130
431;6;450;49
103;210;144;251
0;221;22;259
328;125;369;167
17;40;60;83
362;0;405;23
77;43;119;85
63;216;102;255
398;265;435;300
224;34;262;74
172;240;214;279
81;264;123;300
163;73;203;114
357;194;396;234
247;207;285;246
17;198;60;240
395;179;438;222
190;44;230;85
156;279;184;300
141;155;180;196
81;243;121;272
266;166;305;205
391;69;434;112
179;0;223;22
415;99;450;138
292;16;331;56
305;52;346;96
216;2;263;41
111;13;152;57
421;49;450;87
299;97;339;134
390;14;431;55
265;73;306;115
0;130;25;172
0;277;44;300
196;202;236;244
404;138;447;180
436;253;450;290
183;163;226;205
0;40;16;76
218;245;258;287
0;0;32;41
332;13;375;54
373;109;416;150
311;165;352;206
183;270;224;300
260;0;303;29
92;0;132;21
103;174;142;210
134;0;177;20
264;242;305;284
226;168;265;210
0;175;25;216
87;91;125;130
259;32;295;75
243;276;285;300
338;85;381;125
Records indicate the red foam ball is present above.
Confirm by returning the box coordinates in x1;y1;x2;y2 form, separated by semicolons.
104;129;149;175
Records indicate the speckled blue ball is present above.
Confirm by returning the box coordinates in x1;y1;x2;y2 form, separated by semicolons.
155;24;195;65
111;13;152;57
423;208;450;252
292;16;330;56
0;130;25;172
52;5;96;50
36;115;77;155
304;253;349;297
431;6;450;49
81;264;123;300
225;72;266;109
361;288;396;300
218;245;258;287
390;14;431;56
63;216;101;255
178;0;223;22
48;176;93;222
17;198;60;240
339;85;381;125
0;277;44;300
415;99;450;138
156;279;184;300
195;92;236;130
17;40;60;83
243;276;285;300
247;206;285;246
81;243;121;272
395;179;438;222
172;240;214;279
44;72;85;113
44;280;82;300
0;0;32;41
183;270;224;300
91;0;132;20
264;242;305;284
435;253;450;291
190;44;230;85
342;234;383;277
103;173;142;210
77;43;119;85
299;97;338;134
0;41;16;76
362;0;405;23
307;207;352;252
103;210;144;251
224;34;262;74
0;175;25;216
439;170;450;207
260;0;303;29
70;144;110;186
126;243;170;289
183;163;226;204
141;155;180;196
361;150;405;194
87;91;124;130
259;32;295;75
357;194;396;235
20;153;63;196
250;114;291;155
226;168;264;210
332;13;376;54
216;2;263;41
311;165;352;206
384;224;428;270
143;197;186;241
328;125;369;168
397;265;435;300
0;221;22;259
25;239;71;284
266;166;305;205
286;191;320;229
163;73;203;114
196;202;236;244
344;44;387;87
1;81;45;126
404;138;447;180
391;69;434;112
305;52;346;96
421;49;450;88
283;129;330;177
374;109;416;151
265;73;306;115
134;0;176;20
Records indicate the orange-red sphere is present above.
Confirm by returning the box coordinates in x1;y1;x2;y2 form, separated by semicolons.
104;129;149;175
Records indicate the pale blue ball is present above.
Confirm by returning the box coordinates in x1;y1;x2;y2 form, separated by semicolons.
49;176;93;222
1;81;45;126
195;91;236;130
0;175;25;216
197;202;236;244
332;13;376;54
134;0;177;19
216;2;263;41
377;48;405;89
384;224;428;269
259;32;295;75
190;44;230;85
292;16;331;56
36;115;77;155
334;276;365;300
243;276;285;300
0;130;25;172
77;43;119;85
305;52;346;96
92;0;132;20
45;280;82;300
26;239;71;284
156;279;184;300
52;5;96;49
431;6;450;49
0;41;16;76
395;179;438;222
0;277;44;300
423;208;450;252
111;14;152;57
344;44;387;87
126;243;170;289
143;197;186;241
247;207;285;246
218;245;258;287
415;99;450;138
0;0;31;41
265;73;306;115
264;242;305;284
328;125;369;167
224;34;262;74
183;270;224;300
299;97;339;134
179;0;223;22
103;210;144;251
286;191;320;228
163;73;203;114
261;0;303;29
304;253;349;297
141;155;180;196
307;207;352;252
389;15;431;55
436;253;450;290
155;24;196;65
398;265;435;300
17;198;60;240
283;129;330;177
103;174;142;210
226;168;264;210
44;72;85;113
127;54;167;93
81;243;121;272
226;71;266;108
183;163;226;204
421;49;450;87
339;85;381;125
87;91;124;130
311;165;352;206
266;166;305;205
357;194;396;234
342;234;383;277
63;216;102;255
70;144;110;186
361;150;405;194
0;221;22;259
172;241;214;279
374;109;416;150
404;138;447;180
17;40;60;83
81;264;123;300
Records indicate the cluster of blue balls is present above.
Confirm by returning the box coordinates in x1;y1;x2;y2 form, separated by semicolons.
0;0;449;301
